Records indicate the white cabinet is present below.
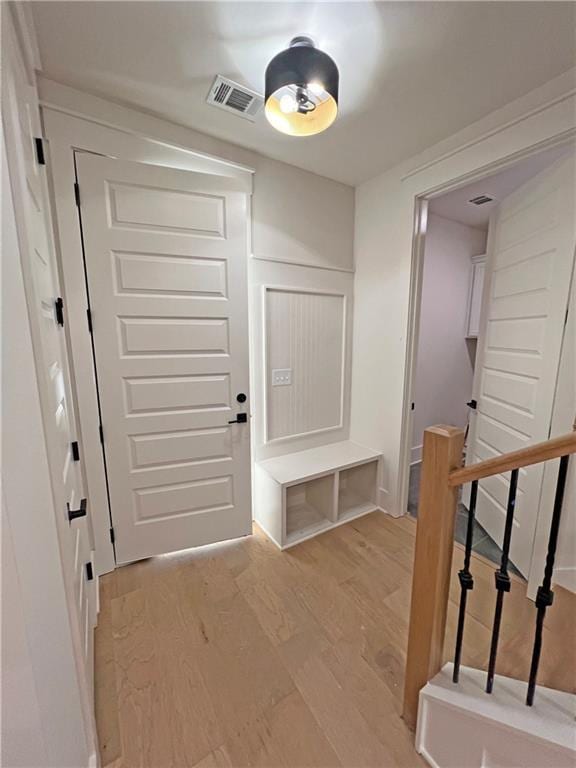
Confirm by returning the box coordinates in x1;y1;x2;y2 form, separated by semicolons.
467;255;486;338
254;441;382;549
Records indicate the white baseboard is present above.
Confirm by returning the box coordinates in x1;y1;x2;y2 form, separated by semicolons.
378;486;390;512
383;509;410;520
554;566;576;594
410;444;423;465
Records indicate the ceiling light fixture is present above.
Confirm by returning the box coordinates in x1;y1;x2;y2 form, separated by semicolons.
264;36;339;137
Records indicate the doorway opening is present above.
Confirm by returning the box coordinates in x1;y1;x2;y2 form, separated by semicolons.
406;142;574;577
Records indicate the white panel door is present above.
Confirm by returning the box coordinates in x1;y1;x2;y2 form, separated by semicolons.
468;154;576;575
76;153;252;563
2;48;96;683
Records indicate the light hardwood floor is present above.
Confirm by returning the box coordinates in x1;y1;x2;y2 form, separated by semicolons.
95;512;575;768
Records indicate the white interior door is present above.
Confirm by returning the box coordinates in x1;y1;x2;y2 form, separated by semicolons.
2;49;96;684
76;153;252;564
467;153;576;576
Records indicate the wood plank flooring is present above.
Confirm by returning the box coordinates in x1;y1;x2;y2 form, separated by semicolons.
95;512;575;768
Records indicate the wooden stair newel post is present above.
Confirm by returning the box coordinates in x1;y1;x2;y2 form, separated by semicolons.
403;425;465;730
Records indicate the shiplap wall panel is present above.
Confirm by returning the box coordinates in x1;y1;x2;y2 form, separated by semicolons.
266;289;345;442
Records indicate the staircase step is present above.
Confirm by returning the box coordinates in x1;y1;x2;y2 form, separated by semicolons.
416;663;575;767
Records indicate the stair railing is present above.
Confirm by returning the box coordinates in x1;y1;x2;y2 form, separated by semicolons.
402;425;576;730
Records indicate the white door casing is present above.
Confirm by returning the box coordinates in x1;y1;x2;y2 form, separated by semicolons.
467;153;576;576
75;153;252;563
2;21;96;696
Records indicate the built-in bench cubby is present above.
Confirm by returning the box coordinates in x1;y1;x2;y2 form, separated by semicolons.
254;441;382;549
285;475;335;545
338;460;378;521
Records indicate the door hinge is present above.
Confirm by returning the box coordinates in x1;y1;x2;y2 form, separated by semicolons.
67;497;87;522
85;562;94;581
87;308;93;333
99;424;104;444
35;137;46;166
109;527;115;544
74;182;81;207
55;297;65;327
71;441;80;461
411;402;415;411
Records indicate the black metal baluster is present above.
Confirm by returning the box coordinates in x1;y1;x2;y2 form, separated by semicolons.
526;454;570;706
486;468;519;694
453;480;478;684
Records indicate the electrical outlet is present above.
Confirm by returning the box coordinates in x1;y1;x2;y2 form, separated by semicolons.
272;368;292;386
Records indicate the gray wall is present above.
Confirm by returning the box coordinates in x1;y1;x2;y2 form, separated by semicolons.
412;214;487;461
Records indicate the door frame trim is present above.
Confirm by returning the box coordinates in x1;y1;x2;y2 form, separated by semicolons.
398;134;576;584
43;107;253;575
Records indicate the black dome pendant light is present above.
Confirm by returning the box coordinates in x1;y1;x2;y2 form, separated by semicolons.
264;36;339;137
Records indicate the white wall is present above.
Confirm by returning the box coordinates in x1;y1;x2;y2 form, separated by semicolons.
1;124;93;766
551;277;575;591
553;279;575;591
351;68;576;515
251;158;354;271
248;159;355;460
1;139;48;765
530;274;575;594
39;79;356;570
0;150;48;768
411;214;486;463
1;498;47;768
38;78;355;273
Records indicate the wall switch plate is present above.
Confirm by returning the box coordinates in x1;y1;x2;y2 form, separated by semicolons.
272;368;292;386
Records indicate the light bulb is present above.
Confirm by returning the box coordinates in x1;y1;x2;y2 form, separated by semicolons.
307;82;325;96
279;94;297;113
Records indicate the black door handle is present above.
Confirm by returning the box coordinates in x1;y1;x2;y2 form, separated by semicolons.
467;399;478;410
228;413;248;424
68;497;87;522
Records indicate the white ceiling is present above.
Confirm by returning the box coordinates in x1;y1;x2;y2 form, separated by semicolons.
32;2;576;186
429;144;572;229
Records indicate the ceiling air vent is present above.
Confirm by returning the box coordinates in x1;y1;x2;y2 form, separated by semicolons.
206;76;263;122
468;194;494;206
